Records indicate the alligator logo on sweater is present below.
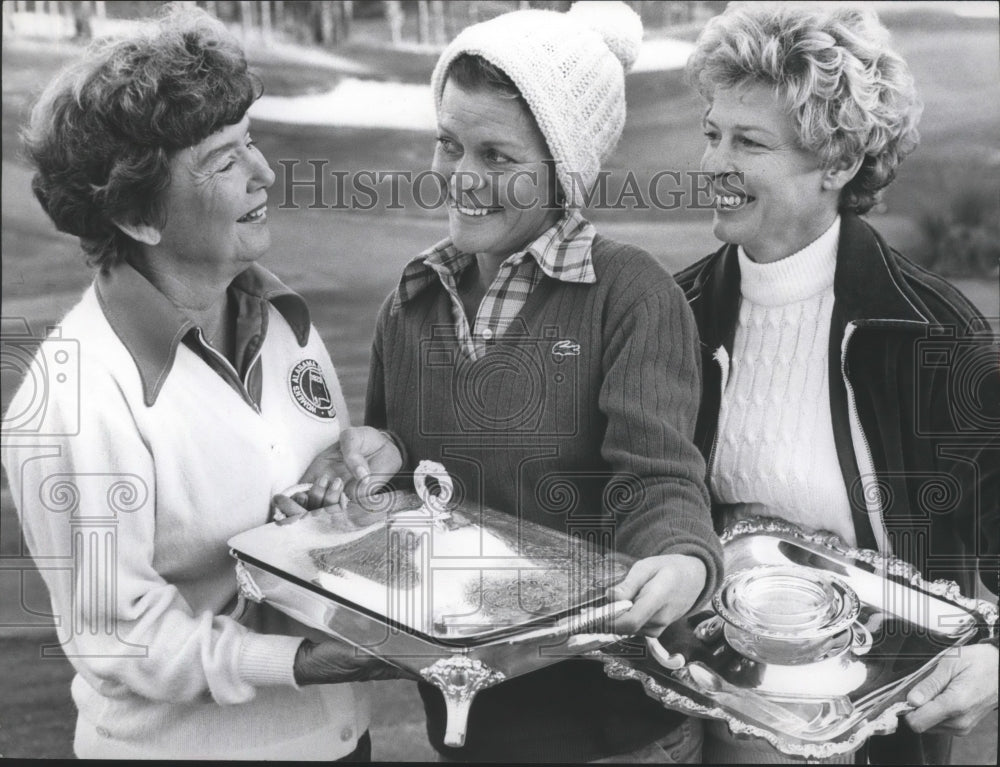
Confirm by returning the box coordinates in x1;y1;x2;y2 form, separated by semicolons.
551;339;581;359
289;359;336;419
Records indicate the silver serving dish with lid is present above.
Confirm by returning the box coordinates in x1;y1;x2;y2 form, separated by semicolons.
227;462;633;746
595;516;999;760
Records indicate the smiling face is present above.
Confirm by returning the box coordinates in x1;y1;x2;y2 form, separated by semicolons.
700;83;843;263
432;79;561;259
153;114;275;279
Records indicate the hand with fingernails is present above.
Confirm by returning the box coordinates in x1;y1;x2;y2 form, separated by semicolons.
903;643;999;735
605;554;708;637
271;426;402;523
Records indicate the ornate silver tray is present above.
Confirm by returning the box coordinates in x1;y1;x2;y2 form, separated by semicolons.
227;465;633;747
595;517;999;760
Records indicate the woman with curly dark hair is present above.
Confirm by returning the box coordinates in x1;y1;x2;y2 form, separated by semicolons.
677;3;999;763
2;5;404;760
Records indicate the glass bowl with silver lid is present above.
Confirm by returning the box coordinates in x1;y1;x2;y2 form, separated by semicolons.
713;564;871;669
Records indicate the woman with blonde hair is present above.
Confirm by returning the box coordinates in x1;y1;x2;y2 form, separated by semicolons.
678;3;999;763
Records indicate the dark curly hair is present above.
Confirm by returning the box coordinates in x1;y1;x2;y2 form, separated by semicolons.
23;4;263;271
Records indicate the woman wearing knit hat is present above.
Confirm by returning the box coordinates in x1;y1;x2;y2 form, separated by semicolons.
677;3;999;764
362;1;721;762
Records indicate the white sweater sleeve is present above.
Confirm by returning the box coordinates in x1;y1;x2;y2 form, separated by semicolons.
2;358;302;706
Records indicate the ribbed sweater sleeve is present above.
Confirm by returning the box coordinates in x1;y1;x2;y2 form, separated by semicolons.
364;292;412;482
598;258;722;608
363;295;390;433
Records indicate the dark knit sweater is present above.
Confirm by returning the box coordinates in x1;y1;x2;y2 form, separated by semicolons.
365;235;723;762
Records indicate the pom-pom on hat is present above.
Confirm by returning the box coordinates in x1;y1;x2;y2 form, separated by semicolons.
430;1;643;209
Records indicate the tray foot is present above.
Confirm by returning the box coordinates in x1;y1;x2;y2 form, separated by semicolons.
421;656;506;747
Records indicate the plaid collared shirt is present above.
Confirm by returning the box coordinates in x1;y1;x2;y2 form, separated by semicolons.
394;210;598;359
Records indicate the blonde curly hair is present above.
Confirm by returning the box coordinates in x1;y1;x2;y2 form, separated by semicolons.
686;2;922;214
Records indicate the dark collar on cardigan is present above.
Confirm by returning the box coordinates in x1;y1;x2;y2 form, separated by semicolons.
95;262;311;406
831;213;930;326
688;213;929;353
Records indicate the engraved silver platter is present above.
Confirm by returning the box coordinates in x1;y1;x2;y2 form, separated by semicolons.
227;480;633;747
594;517;999;760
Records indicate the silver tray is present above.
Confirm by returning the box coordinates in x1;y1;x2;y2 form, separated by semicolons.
227;486;633;746
595;517;999;760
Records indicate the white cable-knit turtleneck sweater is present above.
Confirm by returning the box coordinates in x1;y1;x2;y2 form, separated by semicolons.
709;217;857;546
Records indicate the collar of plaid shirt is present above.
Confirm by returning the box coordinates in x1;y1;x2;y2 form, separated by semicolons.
392;210;597;359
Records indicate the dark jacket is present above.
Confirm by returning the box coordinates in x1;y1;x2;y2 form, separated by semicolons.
675;213;1000;764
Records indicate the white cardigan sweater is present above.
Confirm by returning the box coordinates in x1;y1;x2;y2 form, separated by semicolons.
2;265;371;759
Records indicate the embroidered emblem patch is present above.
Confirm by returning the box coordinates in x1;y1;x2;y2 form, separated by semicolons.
289;359;336;419
551;340;581;360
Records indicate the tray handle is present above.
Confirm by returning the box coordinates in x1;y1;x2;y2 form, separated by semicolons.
235;559;266;603
850;621;873;656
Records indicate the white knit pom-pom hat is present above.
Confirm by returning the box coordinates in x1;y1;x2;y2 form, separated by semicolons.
430;1;643;209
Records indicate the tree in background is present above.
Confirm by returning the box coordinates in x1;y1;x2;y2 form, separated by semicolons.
5;1;722;48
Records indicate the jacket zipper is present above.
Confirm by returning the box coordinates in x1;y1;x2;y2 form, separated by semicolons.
706;345;731;478
243;343;264;414
841;322;890;553
195;328;262;414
